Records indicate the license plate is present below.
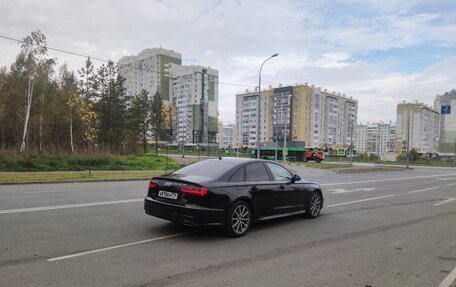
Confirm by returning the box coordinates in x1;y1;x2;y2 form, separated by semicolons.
158;190;178;200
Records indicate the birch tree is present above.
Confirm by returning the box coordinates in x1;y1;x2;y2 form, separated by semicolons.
17;30;53;153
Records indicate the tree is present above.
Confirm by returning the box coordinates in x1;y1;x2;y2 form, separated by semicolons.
95;61;129;152
128;89;151;154
150;91;164;155
77;57;97;101
14;30;54;152
59;64;80;153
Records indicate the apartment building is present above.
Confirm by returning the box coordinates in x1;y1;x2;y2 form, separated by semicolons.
355;122;396;155
118;48;219;145
234;89;272;148
169;64;219;145
118;48;182;103
234;84;358;149
395;102;439;154
217;122;235;149
434;90;456;153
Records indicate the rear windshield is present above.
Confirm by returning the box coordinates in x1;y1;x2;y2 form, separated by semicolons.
171;160;236;179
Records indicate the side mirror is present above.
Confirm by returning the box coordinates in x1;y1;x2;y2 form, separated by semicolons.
292;174;301;182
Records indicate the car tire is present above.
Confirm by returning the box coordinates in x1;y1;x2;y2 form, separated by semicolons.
316;158;321;163
306;191;322;219
224;201;251;237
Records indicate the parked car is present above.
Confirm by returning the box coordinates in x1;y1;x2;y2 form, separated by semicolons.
144;158;323;237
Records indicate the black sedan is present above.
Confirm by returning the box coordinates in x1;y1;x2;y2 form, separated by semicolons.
144;158;323;237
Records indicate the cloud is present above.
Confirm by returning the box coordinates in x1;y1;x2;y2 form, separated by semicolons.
0;0;455;125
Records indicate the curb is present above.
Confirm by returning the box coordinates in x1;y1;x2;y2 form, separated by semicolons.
0;178;151;186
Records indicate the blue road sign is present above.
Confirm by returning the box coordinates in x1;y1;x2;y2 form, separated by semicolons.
441;105;451;115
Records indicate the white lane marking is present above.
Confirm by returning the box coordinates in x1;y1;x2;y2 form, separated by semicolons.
48;232;193;262
408;186;440;194
326;194;395;208
446;183;456;187
24;189;82;194
433;198;456;207
439;265;456;287
329;188;376;194
320;173;456;187
437;177;456;181
0;198;143;215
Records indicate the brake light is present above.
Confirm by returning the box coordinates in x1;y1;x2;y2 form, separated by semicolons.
180;184;207;197
148;181;158;188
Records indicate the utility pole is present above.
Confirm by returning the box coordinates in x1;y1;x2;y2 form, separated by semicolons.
181;119;185;158
406;114;410;169
257;53;278;159
454;138;456;167
377;122;380;163
283;94;290;165
350;120;354;163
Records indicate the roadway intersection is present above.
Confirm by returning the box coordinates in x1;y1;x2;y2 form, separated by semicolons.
1;165;455;286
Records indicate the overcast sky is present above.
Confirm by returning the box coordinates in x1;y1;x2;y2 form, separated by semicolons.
1;0;455;124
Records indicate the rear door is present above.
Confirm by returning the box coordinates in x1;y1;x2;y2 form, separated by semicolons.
243;162;276;217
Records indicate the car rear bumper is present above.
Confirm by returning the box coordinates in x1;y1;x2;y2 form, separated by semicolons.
144;197;225;227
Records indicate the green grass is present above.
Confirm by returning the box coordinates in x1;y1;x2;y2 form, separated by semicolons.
0;153;181;172
324;157;455;167
293;162;352;169
155;148;251;158
336;166;411;173
0;171;164;183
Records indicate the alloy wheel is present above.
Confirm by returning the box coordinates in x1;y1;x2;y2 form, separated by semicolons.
310;193;321;217
231;204;250;235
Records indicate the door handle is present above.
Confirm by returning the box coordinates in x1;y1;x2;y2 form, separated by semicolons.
279;185;285;190
250;186;258;192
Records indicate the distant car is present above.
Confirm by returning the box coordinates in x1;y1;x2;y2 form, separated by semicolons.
144;158;323;237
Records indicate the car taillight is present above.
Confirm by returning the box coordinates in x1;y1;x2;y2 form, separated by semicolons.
180;184;207;197
148;181;158;188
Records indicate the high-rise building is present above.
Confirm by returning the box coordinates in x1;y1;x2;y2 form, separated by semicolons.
169;64;219;145
118;48;219;145
355;122;396;155
234;84;358;149
118;48;182;103
234;89;272;148
395;102;439;154
217;122;235;149
434;89;456;153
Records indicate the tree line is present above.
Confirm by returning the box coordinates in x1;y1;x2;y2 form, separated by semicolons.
0;30;165;155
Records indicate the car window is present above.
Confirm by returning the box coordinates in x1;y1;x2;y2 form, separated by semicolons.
266;163;293;181
229;166;245;182
171;159;236;179
245;163;270;182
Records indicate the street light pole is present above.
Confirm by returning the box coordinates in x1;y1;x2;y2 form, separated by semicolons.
350;120;354;164
406;113;410;169
257;53;278;159
283;94;290;165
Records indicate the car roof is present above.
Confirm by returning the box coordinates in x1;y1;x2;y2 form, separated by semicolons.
201;157;266;164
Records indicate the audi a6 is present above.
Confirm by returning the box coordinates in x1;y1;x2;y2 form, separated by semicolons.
144;158;323;237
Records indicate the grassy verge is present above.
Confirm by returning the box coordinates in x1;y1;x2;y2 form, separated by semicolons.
324;157;455;167
0;153;181;172
0;170;165;183
289;162;353;169
336;166;411;173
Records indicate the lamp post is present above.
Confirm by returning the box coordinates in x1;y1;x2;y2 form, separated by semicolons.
283;93;291;165
257;53;278;159
350;119;354;164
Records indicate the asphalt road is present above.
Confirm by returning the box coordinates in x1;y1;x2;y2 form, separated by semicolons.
1;165;456;287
